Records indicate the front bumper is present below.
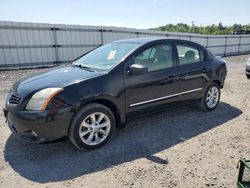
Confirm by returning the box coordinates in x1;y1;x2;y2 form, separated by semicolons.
3;106;75;143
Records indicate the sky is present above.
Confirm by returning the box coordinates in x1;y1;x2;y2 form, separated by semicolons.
0;0;249;29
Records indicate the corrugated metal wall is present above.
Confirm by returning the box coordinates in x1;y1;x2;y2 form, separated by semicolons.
0;21;250;69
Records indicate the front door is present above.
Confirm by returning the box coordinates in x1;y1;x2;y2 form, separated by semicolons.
124;42;178;117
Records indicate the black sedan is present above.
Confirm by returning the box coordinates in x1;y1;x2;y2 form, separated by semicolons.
3;38;227;149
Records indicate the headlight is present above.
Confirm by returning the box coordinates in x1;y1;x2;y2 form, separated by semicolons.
26;88;64;110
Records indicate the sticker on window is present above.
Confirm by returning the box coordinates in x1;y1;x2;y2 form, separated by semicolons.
107;50;116;60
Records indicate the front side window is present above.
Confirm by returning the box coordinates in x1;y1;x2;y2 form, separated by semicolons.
73;42;139;70
176;44;200;65
134;43;174;72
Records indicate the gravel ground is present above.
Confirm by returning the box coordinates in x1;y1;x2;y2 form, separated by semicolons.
0;54;249;188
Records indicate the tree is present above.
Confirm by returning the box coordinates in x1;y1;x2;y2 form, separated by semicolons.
149;23;250;35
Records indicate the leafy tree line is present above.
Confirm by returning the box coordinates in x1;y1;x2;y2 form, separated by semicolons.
150;23;250;35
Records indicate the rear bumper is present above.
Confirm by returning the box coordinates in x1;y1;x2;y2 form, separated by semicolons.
220;80;225;88
3;107;75;143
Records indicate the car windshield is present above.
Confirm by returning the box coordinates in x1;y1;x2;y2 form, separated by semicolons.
72;42;139;70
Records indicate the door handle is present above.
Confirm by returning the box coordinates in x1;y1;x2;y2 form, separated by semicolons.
202;68;208;73
166;75;178;82
160;75;176;84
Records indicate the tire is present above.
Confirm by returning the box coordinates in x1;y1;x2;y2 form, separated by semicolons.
198;83;220;111
247;74;250;79
69;103;115;150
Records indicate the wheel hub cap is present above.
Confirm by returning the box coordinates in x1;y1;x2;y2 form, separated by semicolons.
92;126;99;133
79;112;111;146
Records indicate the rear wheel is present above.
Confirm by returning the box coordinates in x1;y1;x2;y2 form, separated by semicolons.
198;83;220;111
246;74;250;79
69;103;115;150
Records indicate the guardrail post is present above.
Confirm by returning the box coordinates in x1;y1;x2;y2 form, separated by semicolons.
238;36;242;54
136;32;140;38
224;36;228;56
52;27;60;64
206;37;209;48
100;29;104;45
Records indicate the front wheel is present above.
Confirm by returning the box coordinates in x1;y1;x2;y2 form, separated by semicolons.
198;83;220;111
69;103;115;150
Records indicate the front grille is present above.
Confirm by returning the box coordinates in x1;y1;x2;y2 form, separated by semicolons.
9;93;21;105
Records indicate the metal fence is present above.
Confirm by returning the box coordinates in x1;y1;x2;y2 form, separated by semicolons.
0;21;250;69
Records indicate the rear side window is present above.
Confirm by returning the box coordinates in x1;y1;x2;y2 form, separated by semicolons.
176;44;200;65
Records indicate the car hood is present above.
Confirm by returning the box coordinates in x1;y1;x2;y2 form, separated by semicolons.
12;65;106;97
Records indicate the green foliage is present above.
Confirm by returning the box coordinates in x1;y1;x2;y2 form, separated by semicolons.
150;23;250;35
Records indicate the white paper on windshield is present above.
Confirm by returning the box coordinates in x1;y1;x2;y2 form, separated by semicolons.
107;50;116;60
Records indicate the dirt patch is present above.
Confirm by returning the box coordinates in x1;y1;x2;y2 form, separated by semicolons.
0;54;250;187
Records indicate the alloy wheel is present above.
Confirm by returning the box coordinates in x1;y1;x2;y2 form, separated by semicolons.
78;112;111;146
206;86;219;108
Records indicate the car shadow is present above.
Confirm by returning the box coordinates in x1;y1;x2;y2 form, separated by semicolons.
4;102;242;183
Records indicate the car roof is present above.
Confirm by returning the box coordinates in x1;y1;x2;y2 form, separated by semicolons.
112;38;205;49
113;38;158;44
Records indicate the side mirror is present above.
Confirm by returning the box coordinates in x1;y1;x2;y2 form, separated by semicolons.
128;64;148;75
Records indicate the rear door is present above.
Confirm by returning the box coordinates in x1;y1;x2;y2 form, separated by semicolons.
175;42;208;101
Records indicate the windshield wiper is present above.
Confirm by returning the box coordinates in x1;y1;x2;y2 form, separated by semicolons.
73;64;95;72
